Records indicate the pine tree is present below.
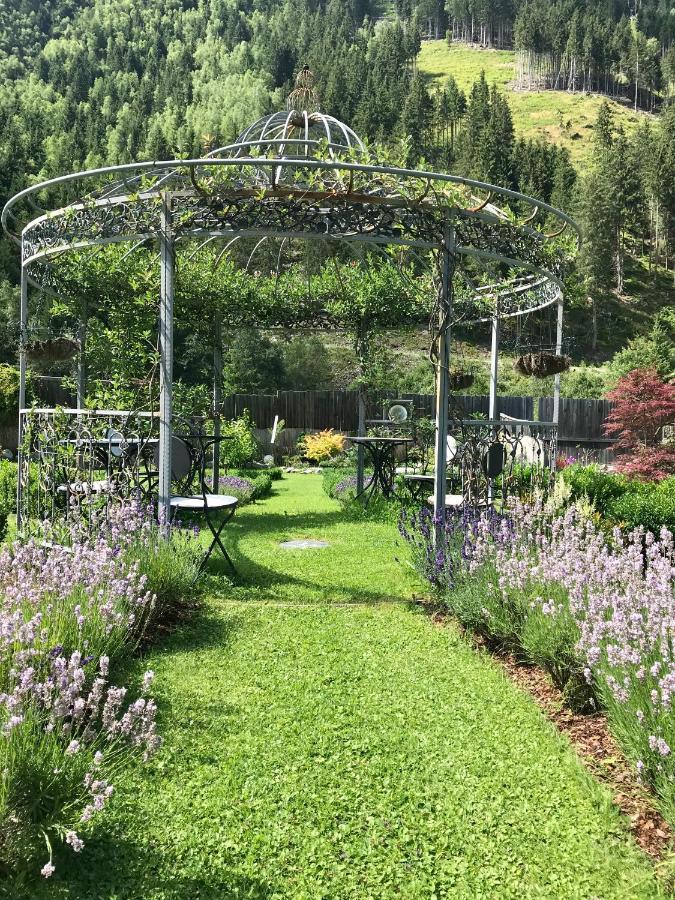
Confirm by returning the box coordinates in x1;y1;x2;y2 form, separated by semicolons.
401;73;433;165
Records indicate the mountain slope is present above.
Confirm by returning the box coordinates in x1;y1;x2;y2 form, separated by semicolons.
418;41;652;166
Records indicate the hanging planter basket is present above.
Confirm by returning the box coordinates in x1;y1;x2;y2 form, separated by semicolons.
449;372;474;391
514;352;571;379
26;337;80;363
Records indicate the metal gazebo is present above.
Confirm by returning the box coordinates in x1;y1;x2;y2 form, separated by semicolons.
2;73;579;531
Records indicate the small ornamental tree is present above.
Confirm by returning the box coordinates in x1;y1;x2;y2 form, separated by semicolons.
603;368;675;480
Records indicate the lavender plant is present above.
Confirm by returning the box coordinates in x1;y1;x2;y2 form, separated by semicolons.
218;474;255;503
0;502;190;878
402;496;675;820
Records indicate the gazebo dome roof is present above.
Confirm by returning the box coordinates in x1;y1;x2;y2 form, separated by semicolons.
208;66;365;162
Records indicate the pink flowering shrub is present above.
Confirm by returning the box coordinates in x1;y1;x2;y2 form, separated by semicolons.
0;502;191;879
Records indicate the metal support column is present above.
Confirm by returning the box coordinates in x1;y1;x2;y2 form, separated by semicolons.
356;391;366;495
212;311;222;491
356;322;367;496
77;302;87;409
158;193;175;532
488;309;500;421
16;258;27;528
552;292;564;426
433;220;454;537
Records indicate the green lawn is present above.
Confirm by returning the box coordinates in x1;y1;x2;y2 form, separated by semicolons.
25;475;665;899
418;41;651;167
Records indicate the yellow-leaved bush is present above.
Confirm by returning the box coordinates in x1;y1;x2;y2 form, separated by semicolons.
298;429;345;463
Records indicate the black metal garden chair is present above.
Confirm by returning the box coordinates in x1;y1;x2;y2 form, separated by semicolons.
152;428;238;575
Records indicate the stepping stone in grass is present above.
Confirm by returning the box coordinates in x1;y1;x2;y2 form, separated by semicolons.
279;539;329;550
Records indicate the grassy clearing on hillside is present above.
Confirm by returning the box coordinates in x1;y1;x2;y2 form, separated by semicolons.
17;475;666;899
418;41;650;166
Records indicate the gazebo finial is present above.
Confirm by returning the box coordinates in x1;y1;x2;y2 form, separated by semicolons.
286;65;319;113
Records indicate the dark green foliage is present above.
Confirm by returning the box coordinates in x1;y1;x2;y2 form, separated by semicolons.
282;335;332;391
606;478;675;533
0;459;16;540
232;469;274;500
223;330;285;395
561;463;627;513
220;411;260;470
0;365;20;427
322;466;356;499
562;464;675;533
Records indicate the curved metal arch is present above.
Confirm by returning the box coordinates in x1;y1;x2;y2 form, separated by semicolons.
2;155;581;245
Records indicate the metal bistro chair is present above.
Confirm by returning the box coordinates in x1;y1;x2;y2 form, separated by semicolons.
153;433;238;575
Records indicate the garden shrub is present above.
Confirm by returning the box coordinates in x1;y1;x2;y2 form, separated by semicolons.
0;502;205;880
561;463;626;515
495;462;553;501
220;410;259;469
219;471;274;504
238;470;273;499
298;429;345;464
0;460;17;541
603;368;675;480
0;505;168;879
322;467;372;500
218;474;256;504
0;364;21;427
606;478;675;533
560;464;675;533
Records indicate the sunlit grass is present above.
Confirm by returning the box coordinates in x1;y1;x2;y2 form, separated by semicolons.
21;475;663;899
418;41;651;166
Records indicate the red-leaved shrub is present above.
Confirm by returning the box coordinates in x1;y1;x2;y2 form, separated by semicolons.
604;369;675;480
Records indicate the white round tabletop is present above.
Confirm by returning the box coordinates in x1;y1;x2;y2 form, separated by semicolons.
169;494;238;510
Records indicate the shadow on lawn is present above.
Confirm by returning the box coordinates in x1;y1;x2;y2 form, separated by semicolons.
156;603;247;655
10;835;275;900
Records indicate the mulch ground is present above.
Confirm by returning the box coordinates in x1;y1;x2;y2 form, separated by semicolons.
421;601;673;862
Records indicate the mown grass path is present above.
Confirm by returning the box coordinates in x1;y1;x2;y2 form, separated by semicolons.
40;476;663;899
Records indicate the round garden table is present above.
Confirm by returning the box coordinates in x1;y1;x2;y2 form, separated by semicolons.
348;435;414;504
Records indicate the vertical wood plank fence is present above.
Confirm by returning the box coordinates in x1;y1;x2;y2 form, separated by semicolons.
1;384;616;462
224;390;615;463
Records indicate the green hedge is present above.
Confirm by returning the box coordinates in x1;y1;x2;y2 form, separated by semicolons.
561;464;627;513
561;464;675;533
231;469;274;501
606;478;675;533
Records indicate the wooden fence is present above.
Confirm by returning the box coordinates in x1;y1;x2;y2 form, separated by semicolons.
226;390;615;463
222;391;534;431
0;385;616;462
538;397;615;464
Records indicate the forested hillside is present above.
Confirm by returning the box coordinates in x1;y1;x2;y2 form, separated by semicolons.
0;0;673;388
